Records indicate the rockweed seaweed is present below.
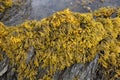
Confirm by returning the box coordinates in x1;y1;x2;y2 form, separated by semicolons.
0;7;120;80
0;0;13;12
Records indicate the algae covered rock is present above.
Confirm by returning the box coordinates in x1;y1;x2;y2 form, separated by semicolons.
0;4;120;80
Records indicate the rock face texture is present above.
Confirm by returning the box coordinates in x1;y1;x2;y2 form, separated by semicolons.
0;0;31;26
0;0;120;80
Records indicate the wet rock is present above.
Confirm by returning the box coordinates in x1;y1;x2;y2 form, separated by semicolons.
0;52;9;77
0;0;31;26
53;54;99;80
79;55;99;80
26;46;35;64
0;58;8;76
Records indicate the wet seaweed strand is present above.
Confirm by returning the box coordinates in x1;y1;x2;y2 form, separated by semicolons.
0;0;13;12
0;7;120;80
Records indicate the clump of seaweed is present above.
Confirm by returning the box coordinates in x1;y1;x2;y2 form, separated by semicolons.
0;7;120;80
0;0;13;12
94;7;115;18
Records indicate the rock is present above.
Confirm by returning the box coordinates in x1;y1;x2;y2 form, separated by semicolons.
26;46;35;64
0;58;8;76
0;0;31;26
0;52;9;77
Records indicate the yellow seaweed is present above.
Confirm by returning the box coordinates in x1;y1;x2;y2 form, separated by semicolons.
0;7;120;80
0;0;13;12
